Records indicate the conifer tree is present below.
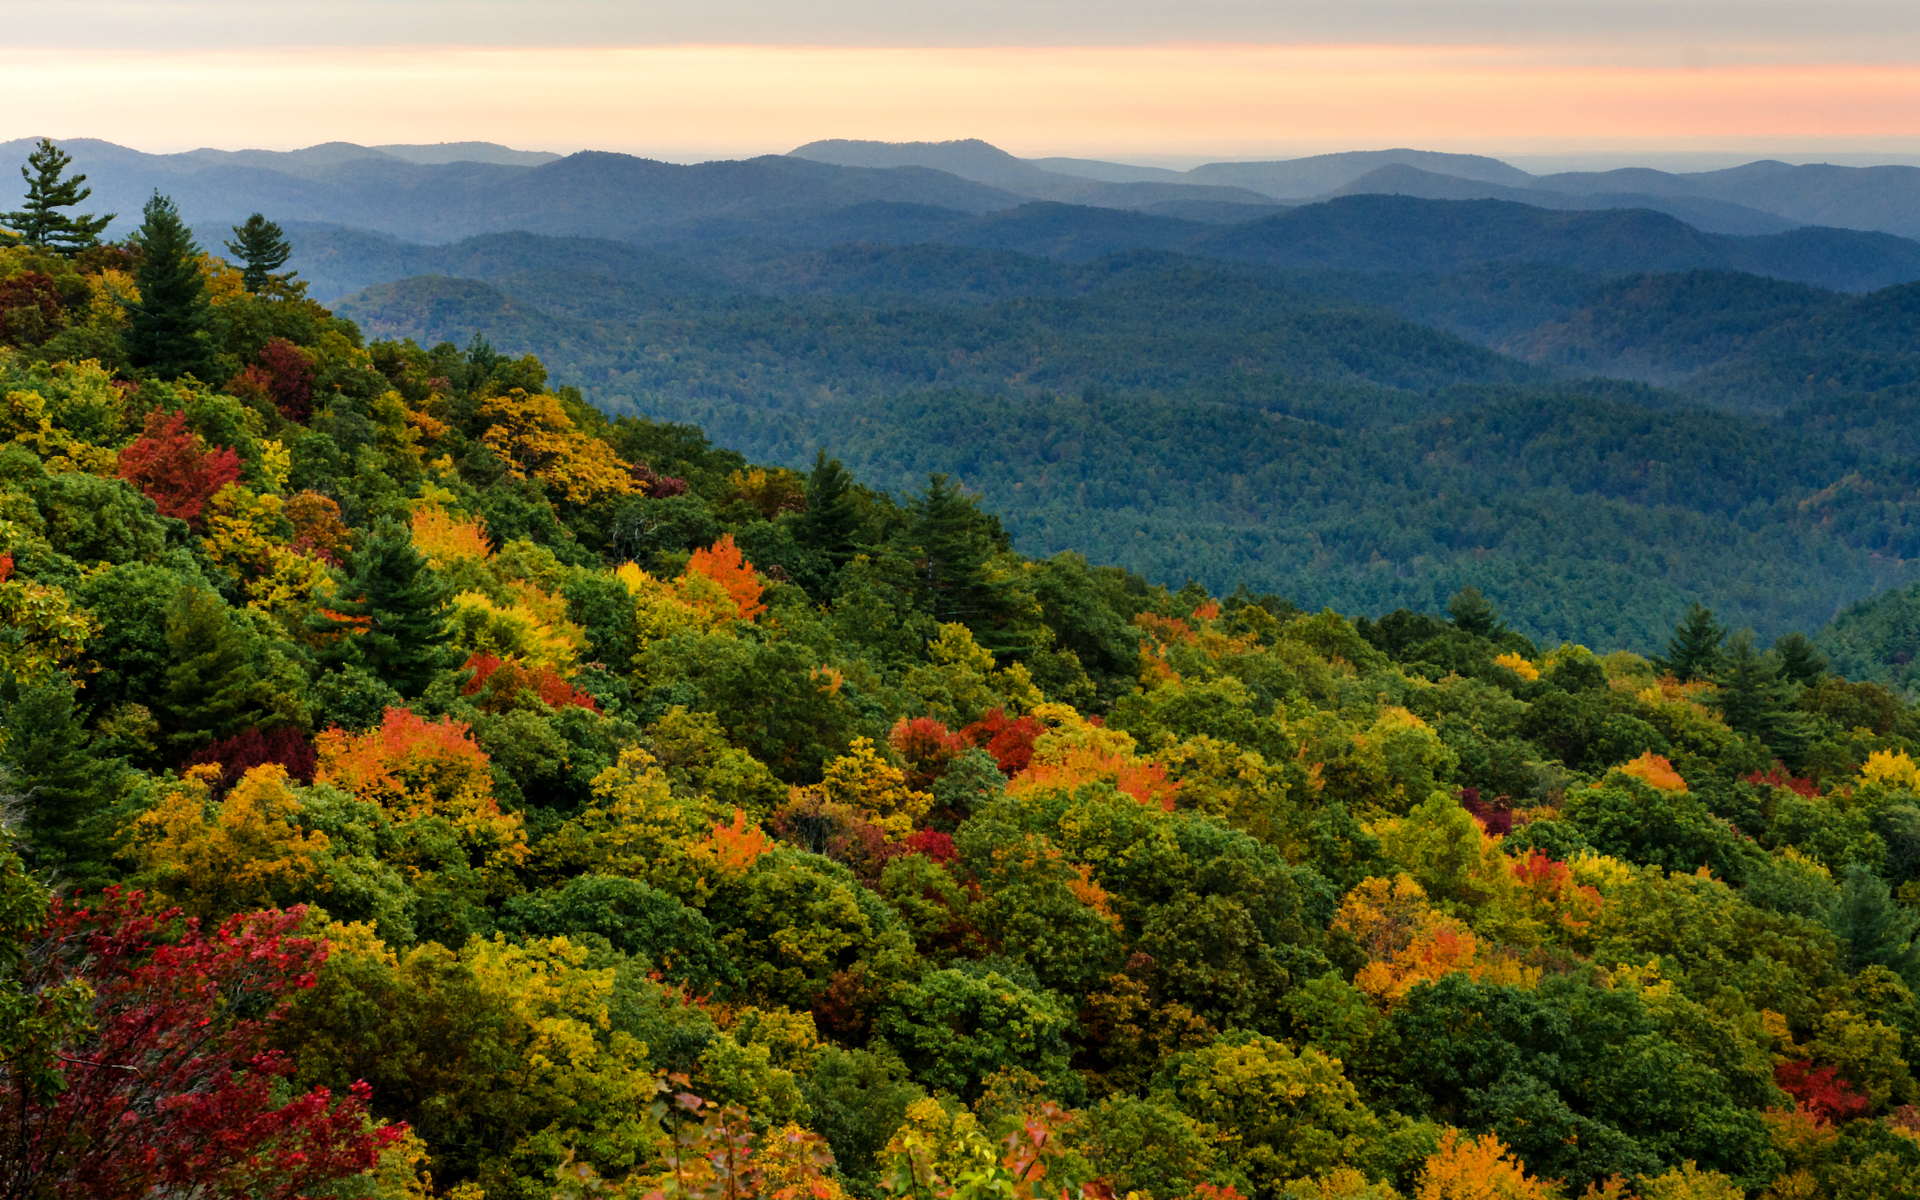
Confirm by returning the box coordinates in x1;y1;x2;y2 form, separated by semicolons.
1447;586;1503;638
1656;602;1727;682
312;519;452;697
1;139;113;253
798;450;861;571
162;585;264;755
223;213;295;293
1772;631;1828;687
1828;864;1920;982
0;673;119;888
127;192;210;379
1716;631;1812;757
900;473;1026;656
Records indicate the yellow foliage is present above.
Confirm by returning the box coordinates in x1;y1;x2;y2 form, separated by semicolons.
881;1097;1001;1193
128;763;331;918
544;748;729;891
0;573;98;687
1617;752;1688;793
446;588;584;673
198;253;247;304
1494;653;1540;681
203;483;286;581
1638;1162;1744;1200
460;934;663;1169
480;388;635;504
410;506;492;566
1415;1128;1560;1200
816;736;932;835
1860;749;1920;791
257;438;291;493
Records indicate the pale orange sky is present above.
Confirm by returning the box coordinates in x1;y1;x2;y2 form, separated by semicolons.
6;40;1919;161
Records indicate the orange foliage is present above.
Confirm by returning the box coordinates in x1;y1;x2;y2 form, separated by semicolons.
286;492;352;564
686;534;767;621
1416;1128;1560;1200
313;707;526;875
1012;745;1181;811
694;808;776;875
1334;875;1539;1006
1619;751;1688;792
1133;611;1196;646
461;652;599;713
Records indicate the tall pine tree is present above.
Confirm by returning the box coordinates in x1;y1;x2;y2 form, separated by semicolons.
797;450;862;571
161;585;265;755
0;673;120;888
311;519;452;697
223;213;296;293
127;192;210;379
1655;602;1727;682
1;139;113;253
898;473;1028;656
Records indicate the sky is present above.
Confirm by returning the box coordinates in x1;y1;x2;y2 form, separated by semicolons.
4;0;1920;163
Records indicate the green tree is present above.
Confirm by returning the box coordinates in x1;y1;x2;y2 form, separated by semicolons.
127;192;210;379
222;213;296;294
1447;586;1503;638
1772;631;1828;687
0;673;119;888
1656;603;1727;683
1827;864;1920;984
1716;632;1811;758
312;519;452;698
161;585;266;754
796;450;862;572
1;140;113;253
897;473;1025;656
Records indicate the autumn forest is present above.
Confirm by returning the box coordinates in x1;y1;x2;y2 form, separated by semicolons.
3;137;1920;1200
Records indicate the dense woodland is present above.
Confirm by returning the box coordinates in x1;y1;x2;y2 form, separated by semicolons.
5;140;1920;1200
327;231;1920;650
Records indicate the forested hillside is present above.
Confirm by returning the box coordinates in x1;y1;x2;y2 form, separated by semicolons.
5;147;1920;1200
324;232;1920;649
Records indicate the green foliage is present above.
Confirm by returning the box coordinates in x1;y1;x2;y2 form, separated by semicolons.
128;192;211;378
2;140;113;253
224;213;295;294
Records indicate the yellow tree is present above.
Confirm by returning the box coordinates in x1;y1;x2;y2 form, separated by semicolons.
128;763;332;919
480;388;634;504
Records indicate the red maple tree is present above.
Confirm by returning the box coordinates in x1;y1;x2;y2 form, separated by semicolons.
962;708;1046;775
1775;1059;1874;1125
0;890;403;1199
117;409;242;527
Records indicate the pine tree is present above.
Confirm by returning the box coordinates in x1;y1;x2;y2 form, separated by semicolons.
222;213;295;293
1772;632;1828;687
311;519;452;697
162;585;264;755
797;450;861;571
1447;586;1503;638
900;474;1026;656
1656;602;1727;682
1;139;113;253
0;673;119;888
1828;864;1920;983
1716;631;1812;758
127;192;210;379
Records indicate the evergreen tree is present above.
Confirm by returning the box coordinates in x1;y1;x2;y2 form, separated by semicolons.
1447;586;1503;638
898;474;1022;653
1;139;113;253
223;213;295;293
312;519;452;697
162;585;264;755
0;673;119;888
1655;602;1727;682
127;192;210;379
797;450;861;571
1828;864;1920;983
1772;631;1828;687
1716;631;1812;758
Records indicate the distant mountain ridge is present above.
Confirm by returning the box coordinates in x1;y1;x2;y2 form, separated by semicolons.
791;139;1920;240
